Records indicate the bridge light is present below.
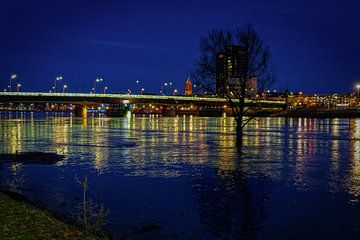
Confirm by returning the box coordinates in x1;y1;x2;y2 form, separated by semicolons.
16;83;22;92
126;110;131;118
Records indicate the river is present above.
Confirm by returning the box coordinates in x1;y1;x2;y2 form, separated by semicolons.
1;114;360;239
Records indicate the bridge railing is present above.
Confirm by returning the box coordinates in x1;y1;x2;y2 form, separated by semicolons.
0;92;286;105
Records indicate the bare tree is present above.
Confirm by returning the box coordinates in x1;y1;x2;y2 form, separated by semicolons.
191;24;275;143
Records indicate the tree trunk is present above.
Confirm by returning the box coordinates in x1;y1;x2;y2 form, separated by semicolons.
235;80;247;147
236;120;243;148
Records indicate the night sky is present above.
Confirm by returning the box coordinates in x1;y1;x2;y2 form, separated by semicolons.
0;0;359;94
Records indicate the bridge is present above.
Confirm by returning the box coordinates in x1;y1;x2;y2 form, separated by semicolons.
0;92;287;117
0;92;286;105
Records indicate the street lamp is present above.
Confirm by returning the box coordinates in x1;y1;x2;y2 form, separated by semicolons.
10;74;17;92
136;80;143;94
169;82;174;95
104;86;108;94
54;76;62;93
161;82;168;95
356;84;360;98
173;89;178;95
94;78;103;94
16;83;22;92
62;84;68;93
141;88;145;95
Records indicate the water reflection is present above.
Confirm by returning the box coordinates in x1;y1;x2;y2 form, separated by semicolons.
192;160;272;239
1;115;360;239
348;119;360;198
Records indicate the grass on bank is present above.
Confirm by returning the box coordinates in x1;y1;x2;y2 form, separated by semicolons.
0;192;106;240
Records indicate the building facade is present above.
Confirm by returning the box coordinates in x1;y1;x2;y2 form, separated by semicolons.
184;78;192;96
216;45;257;97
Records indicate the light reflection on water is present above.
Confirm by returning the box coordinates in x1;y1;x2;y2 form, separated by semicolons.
1;114;360;239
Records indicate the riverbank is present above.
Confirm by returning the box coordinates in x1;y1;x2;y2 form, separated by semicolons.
274;109;360;118
0;191;106;240
243;109;360;118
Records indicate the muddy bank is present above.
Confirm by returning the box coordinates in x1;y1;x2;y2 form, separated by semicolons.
0;152;64;164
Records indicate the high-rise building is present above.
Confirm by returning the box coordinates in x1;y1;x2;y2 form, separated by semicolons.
216;45;257;97
185;78;192;96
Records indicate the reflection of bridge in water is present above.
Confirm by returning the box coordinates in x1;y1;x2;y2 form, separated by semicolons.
0;92;287;117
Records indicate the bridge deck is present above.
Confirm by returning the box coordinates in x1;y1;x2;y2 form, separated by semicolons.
0;92;286;106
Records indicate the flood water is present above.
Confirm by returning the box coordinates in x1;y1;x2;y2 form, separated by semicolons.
1;114;360;239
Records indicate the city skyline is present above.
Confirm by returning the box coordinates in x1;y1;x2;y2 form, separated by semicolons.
1;0;360;94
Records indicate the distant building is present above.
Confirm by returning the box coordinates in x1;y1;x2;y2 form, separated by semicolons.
247;77;257;97
216;45;257;97
185;78;192;96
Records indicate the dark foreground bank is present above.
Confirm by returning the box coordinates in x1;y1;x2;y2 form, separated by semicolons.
0;192;107;240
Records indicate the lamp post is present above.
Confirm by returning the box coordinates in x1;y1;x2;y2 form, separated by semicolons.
10;74;17;92
161;82;168;95
173;89;178;95
136;80;140;94
169;82;173;94
356;84;360;98
104;86;108;94
94;78;103;94
54;76;62;93
16;83;22;92
141;88;145;95
62;84;68;93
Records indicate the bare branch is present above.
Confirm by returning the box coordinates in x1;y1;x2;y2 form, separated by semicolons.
191;24;275;140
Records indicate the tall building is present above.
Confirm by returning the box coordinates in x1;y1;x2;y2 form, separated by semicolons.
216;45;257;97
185;78;192;96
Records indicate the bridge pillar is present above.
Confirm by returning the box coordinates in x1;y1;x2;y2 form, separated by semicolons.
73;106;87;118
199;107;225;117
162;106;176;117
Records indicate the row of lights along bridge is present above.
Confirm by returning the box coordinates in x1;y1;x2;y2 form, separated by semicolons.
3;74;184;96
52;76;108;94
4;75;108;94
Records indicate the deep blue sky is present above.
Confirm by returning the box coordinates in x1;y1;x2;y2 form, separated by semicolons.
0;0;359;94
